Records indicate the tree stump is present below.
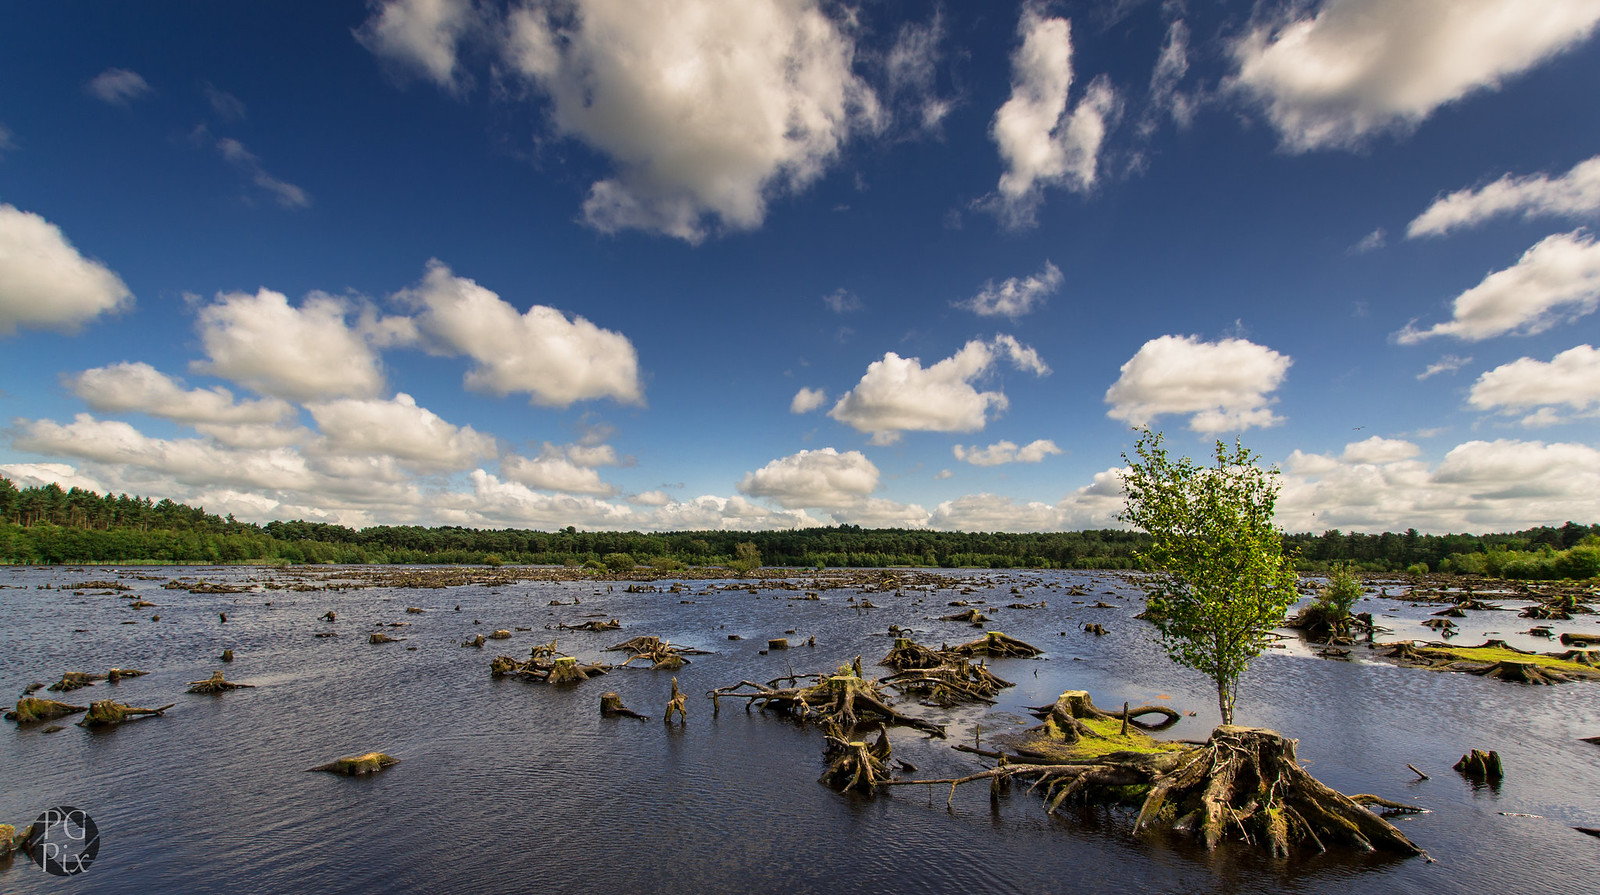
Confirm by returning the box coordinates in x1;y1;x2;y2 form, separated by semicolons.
77;699;174;727
881;638;947;670
4;697;87;724
548;656;586;684
186;671;255;694
310;752;398;775
768;638;789;650
664;677;687;724
220;649;235;662
369;633;401;644
1453;749;1503;780
951;631;1042;658
463;634;485;648
489;629;512;640
47;672;103;692
820;726;894;793
600;691;648;720
106;668;147;683
940;608;988;624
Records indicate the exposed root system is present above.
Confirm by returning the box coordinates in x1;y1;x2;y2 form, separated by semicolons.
710;662;946;738
664;677;687;724
820;724;893;793
950;631;1043;659
897;725;1425;857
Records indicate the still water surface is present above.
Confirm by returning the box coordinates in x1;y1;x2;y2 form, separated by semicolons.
3;566;1597;894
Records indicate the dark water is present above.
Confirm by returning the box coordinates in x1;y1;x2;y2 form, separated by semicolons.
2;566;1597;894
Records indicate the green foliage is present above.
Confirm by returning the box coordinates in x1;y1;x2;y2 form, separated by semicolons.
728;541;762;574
1320;562;1364;617
1405;562;1429;575
1119;429;1299;725
602;552;637;572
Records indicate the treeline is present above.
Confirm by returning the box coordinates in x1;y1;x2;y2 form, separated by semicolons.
1;478;1596;578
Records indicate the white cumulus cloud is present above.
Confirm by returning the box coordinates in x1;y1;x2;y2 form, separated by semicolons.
1229;0;1600;152
737;447;878;509
952;439;1062;467
0;204;132;335
398;260;642;407
305;392;497;471
502;0;878;242
1279;437;1600;532
1408;155;1600;238
829;336;1050;445
69;362;295;425
193;288;392;400
958;261;1062;319
1105;335;1291;433
991;4;1117;226
1468;344;1600;425
1397;230;1600;343
790;387;828;414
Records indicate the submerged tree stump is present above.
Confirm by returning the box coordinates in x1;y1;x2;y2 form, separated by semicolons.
607;635;708;669
881;637;946;670
600;691;648;720
665;677;687;724
1454;749;1503;780
310;752;399;776
820;725;893;793
951;631;1043;659
186;671;255;694
220;649;235;662
883;657;1014;707
369;633;402;644
4;697;87;724
106;668;148;683
48;671;104;692
77;698;174;727
710;662;946;738
939;608;989;624
463;634;485;648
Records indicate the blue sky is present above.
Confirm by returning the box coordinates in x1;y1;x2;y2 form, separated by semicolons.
3;0;1600;534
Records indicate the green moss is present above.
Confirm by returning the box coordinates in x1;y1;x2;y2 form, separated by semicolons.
1023;715;1190;761
1422;644;1596;674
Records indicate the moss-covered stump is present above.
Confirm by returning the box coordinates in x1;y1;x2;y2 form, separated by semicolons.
488;629;512;640
106;668;147;683
77;698;174;727
600;691;648;720
463;634;485;648
310;752;399;776
710;663;946;738
1287;604;1360;645
47;671;104;692
186;671;256;694
948;630;1043;659
4;697;87;724
1416;640;1599;682
220;649;234;662
369;632;402;644
883;658;1014;707
820;725;894;793
664;677;687;724
881;637;947;670
1454;749;1503;780
0;823;16;859
898;726;1426;858
1034;690;1181;735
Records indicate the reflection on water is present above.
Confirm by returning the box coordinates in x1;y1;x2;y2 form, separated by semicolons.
2;567;1598;894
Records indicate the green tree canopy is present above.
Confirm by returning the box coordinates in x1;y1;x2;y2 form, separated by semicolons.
1119;428;1299;725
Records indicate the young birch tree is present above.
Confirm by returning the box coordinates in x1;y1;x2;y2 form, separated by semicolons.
1118;428;1298;725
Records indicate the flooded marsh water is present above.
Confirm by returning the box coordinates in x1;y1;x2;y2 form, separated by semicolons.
2;566;1597;894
